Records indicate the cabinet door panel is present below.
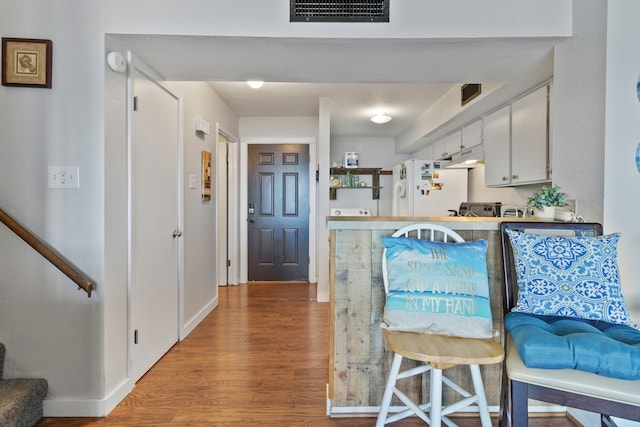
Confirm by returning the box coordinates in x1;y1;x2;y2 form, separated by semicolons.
461;120;482;150
511;86;549;184
445;130;462;157
483;105;511;186
432;139;447;159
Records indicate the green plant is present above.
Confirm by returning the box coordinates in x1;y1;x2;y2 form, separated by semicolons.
527;185;567;209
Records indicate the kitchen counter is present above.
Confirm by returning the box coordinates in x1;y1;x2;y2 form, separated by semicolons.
327;215;538;229
326;216;537;417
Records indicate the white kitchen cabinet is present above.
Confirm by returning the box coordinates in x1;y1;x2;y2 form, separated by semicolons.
483;105;512;186
461;120;482;151
484;85;550;187
433;130;462;159
510;85;549;184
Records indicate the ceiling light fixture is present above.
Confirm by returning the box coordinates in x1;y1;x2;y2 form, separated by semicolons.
370;113;392;124
247;80;264;89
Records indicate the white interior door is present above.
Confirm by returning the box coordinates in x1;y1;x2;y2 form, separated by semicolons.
130;59;181;382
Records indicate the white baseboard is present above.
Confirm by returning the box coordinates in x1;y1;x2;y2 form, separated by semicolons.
43;377;134;417
317;291;329;303
180;295;218;340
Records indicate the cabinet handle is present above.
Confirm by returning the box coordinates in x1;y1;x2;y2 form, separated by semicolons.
512;174;519;180
502;176;509;181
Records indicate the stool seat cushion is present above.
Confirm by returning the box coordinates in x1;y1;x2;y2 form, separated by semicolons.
505;312;640;380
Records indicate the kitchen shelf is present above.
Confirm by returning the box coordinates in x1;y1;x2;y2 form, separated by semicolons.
329;167;383;200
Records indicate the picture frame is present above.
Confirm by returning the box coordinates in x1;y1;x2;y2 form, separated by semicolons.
2;37;52;88
201;150;212;201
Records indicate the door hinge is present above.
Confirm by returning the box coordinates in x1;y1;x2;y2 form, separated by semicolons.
134;329;139;344
227;259;231;267
133;96;138;111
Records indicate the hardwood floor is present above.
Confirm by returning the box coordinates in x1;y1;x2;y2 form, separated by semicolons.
37;283;576;426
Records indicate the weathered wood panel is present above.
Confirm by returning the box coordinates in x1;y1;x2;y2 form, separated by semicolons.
330;226;504;411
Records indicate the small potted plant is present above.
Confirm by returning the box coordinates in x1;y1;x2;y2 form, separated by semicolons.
527;185;567;219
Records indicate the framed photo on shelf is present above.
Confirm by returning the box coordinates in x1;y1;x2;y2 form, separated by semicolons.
2;38;52;88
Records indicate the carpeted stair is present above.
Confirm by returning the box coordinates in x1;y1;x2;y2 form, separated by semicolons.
0;343;48;427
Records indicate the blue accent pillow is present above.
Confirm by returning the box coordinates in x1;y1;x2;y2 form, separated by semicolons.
506;230;635;327
506;312;640;379
380;237;495;339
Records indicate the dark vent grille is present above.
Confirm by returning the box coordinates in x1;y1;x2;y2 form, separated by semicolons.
290;0;389;22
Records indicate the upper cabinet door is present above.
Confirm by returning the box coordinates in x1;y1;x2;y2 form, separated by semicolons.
483;105;511;186
461;120;482;151
511;85;549;184
445;130;462;157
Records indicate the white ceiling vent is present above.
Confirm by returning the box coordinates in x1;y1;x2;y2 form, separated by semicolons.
290;0;389;22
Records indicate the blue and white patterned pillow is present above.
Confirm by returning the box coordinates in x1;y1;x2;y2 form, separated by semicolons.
380;237;495;338
506;229;634;326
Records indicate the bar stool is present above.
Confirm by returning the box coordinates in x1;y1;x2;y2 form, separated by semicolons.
376;223;504;427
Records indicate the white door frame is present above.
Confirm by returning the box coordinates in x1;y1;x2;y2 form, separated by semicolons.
238;137;317;284
216;124;240;286
126;52;184;378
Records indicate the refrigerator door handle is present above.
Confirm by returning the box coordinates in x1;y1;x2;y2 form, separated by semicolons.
398;180;406;198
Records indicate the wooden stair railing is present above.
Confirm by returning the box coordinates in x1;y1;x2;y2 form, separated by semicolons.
0;208;95;297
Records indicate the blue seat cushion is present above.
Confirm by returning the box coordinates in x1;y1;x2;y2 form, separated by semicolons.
505;311;640;380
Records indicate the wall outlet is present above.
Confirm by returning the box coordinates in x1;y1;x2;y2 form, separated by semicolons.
565;198;577;213
48;166;80;188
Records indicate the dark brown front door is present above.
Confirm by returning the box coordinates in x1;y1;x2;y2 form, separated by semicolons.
248;144;309;281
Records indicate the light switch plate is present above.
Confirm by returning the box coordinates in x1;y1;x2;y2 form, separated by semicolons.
48;166;80;188
189;174;197;189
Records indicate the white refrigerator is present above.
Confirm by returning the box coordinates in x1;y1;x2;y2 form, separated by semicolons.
392;159;468;217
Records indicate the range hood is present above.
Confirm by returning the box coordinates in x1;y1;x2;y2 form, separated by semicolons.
447;144;484;168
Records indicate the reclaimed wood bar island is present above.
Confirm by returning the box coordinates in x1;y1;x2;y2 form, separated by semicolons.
327;216;527;417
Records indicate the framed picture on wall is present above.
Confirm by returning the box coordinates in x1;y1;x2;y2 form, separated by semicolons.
202;150;212;201
2;38;53;88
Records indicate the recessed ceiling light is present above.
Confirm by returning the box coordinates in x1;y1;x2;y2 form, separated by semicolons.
247;80;264;89
370;113;392;124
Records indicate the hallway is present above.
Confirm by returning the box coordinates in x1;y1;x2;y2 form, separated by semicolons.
37;283;575;426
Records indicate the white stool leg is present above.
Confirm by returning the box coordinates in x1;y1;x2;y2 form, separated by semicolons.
429;367;443;426
376;353;403;427
469;364;492;427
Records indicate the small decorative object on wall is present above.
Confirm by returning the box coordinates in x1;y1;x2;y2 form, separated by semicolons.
201;150;212;201
527;184;567;219
2;38;52;88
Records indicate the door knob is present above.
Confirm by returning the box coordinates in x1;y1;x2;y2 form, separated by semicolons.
172;230;182;238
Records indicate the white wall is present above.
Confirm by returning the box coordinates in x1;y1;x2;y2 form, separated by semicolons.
604;0;640;323
101;0;571;39
551;0;607;223
171;81;239;336
330;137;409;216
0;0;106;414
